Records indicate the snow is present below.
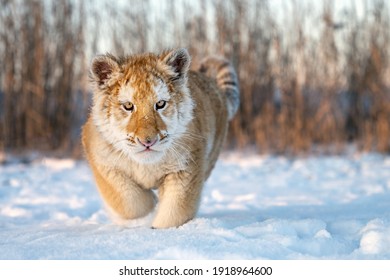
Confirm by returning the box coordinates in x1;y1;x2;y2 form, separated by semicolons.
1;151;390;259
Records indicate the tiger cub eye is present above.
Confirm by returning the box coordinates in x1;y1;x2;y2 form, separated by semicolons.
156;100;166;110
122;102;134;112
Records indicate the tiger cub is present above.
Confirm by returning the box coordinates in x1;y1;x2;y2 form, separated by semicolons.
82;48;239;228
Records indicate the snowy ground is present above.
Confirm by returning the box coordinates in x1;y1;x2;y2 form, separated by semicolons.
1;150;390;259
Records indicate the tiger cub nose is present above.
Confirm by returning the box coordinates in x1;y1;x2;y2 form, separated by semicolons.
137;136;157;148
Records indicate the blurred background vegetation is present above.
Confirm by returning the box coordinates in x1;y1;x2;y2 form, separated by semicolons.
1;0;390;156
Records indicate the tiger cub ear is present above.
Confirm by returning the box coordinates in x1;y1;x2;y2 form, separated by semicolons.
158;48;191;86
90;54;120;88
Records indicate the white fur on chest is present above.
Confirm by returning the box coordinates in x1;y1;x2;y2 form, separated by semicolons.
126;150;190;189
96;146;188;190
125;162;163;189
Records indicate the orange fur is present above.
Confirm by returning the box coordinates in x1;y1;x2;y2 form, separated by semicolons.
82;48;239;228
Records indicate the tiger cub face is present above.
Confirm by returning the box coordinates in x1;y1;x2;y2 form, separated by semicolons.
90;49;194;164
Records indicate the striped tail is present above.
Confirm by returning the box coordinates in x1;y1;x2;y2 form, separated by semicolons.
198;56;240;120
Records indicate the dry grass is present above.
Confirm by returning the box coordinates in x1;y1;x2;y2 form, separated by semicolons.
1;0;389;155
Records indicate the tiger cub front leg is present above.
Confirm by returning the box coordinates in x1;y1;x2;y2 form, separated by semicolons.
152;171;203;229
90;163;156;220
